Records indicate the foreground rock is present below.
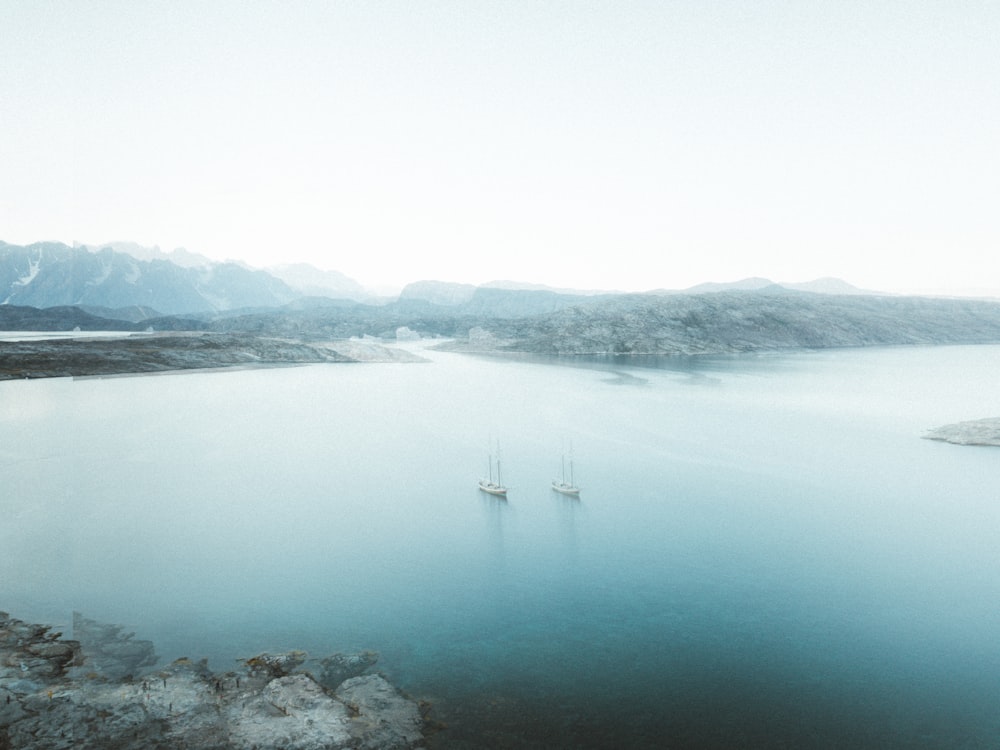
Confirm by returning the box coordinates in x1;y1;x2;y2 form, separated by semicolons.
923;417;1000;446
0;610;427;749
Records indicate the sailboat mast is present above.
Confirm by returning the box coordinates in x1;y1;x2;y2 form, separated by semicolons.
496;440;503;486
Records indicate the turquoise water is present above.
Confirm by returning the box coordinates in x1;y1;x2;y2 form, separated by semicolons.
3;344;1000;748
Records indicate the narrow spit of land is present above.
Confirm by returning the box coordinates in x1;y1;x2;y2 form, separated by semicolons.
0;332;426;380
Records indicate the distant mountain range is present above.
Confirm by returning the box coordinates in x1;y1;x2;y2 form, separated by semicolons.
1;240;892;319
668;276;877;296
78;241;216;269
0;242;299;315
9;239;1000;380
8;239;1000;358
265;262;372;302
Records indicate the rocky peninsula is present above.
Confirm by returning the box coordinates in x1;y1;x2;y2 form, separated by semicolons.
0;610;429;749
923;417;1000;446
0;333;426;380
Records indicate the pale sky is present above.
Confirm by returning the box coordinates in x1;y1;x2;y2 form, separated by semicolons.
2;1;998;294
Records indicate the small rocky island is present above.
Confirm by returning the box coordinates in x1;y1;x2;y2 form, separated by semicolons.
923;418;1000;446
0;610;429;749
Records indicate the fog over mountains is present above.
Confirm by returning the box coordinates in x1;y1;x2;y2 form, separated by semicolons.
0;241;300;314
6;240;1000;369
0;241;883;317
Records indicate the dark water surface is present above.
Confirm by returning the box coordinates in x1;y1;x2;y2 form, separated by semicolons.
3;343;1000;748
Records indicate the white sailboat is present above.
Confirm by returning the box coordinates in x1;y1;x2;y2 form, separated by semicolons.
478;444;508;496
551;451;580;496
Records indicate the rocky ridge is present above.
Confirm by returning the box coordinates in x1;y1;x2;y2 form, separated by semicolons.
0;610;428;750
441;291;1000;355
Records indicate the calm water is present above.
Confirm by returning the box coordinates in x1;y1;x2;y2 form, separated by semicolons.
3;343;1000;748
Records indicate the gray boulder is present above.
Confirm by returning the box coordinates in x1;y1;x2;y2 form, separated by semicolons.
337;674;426;750
226;673;354;749
316;650;379;690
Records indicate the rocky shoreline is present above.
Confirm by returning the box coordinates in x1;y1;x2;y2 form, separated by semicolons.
0;333;427;380
1;611;429;749
923;417;1000;446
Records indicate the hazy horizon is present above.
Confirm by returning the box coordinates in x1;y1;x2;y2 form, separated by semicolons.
4;237;999;300
3;2;998;296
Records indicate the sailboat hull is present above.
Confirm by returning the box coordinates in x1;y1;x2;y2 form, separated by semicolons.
551;480;580;496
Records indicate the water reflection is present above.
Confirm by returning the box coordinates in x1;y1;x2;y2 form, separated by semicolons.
553;493;581;559
479;492;507;567
599;370;648;386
